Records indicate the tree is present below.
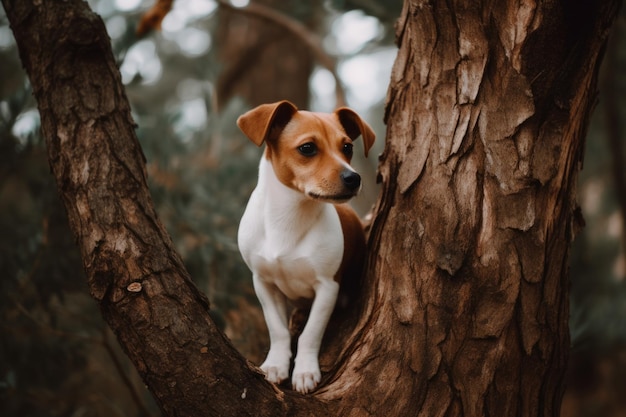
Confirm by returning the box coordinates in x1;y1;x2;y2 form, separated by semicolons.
1;0;621;416
214;0;315;109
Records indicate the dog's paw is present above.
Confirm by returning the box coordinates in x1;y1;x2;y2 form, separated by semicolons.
260;361;290;385
292;358;321;394
292;371;321;394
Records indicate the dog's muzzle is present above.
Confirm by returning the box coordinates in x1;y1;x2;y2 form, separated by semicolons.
341;170;361;192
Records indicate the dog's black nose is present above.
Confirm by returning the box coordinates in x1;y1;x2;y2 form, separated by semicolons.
341;170;361;191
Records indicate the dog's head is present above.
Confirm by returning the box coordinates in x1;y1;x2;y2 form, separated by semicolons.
237;100;375;202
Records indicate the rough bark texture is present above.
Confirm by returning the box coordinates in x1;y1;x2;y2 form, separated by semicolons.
3;0;621;416
316;1;621;416
2;0;325;415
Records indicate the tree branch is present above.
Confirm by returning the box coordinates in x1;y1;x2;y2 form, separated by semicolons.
214;0;347;107
138;0;347;107
602;22;626;261
101;327;156;417
2;0;327;415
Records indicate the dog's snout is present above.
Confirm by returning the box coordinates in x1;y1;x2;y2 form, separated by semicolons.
341;170;361;191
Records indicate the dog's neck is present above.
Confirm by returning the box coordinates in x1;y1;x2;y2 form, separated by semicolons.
258;155;327;242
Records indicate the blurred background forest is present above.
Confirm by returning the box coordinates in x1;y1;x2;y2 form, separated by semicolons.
0;1;624;416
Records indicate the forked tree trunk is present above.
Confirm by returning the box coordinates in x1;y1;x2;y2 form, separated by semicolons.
3;0;620;416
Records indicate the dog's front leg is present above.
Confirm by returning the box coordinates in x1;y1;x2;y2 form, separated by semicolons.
292;278;339;394
253;275;292;384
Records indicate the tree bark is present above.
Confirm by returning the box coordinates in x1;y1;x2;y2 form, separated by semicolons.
316;1;621;416
2;0;324;415
2;0;621;416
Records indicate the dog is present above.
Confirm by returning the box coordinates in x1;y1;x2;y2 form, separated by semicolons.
236;100;375;394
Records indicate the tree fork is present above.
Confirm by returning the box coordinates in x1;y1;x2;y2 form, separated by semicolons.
3;0;621;416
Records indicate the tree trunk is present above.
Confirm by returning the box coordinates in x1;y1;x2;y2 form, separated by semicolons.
315;1;620;416
214;0;316;110
2;1;324;415
2;0;620;417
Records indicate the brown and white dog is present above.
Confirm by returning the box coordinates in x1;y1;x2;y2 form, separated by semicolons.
237;100;375;394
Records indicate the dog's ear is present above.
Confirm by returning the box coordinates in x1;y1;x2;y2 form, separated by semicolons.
237;100;298;146
335;107;376;157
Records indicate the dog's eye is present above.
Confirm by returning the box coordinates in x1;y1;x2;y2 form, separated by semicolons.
342;143;353;157
297;142;317;156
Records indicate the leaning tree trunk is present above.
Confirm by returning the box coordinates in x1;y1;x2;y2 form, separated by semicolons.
2;0;326;415
2;0;620;416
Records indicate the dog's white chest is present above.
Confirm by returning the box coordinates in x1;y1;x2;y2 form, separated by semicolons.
239;205;343;300
253;253;318;300
237;161;344;301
